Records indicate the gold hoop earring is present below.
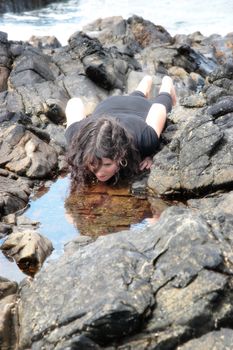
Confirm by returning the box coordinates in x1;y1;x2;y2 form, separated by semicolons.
119;159;128;168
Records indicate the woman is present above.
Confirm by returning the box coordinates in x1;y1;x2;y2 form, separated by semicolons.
65;75;176;186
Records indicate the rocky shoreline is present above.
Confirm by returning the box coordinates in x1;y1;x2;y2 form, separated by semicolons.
0;15;233;349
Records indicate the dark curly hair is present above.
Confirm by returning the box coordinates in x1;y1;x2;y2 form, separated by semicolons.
66;116;141;187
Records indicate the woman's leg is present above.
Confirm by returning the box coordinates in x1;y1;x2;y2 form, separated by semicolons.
145;76;176;137
65;97;86;128
135;75;153;98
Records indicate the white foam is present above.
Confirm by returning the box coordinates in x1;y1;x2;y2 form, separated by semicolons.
0;0;233;45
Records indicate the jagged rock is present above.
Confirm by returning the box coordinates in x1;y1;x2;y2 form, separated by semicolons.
1;230;53;276
0;175;30;218
9;46;60;88
17;206;233;349
0;277;18;350
83;15;173;53
68;31;141;90
0;124;58;178
148;92;233;197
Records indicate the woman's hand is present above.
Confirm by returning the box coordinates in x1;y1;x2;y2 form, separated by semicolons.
139;156;153;170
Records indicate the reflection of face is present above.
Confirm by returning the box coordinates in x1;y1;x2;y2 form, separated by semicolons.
88;158;119;182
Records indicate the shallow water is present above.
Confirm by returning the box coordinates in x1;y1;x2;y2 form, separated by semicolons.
0;176;171;282
0;176;76;282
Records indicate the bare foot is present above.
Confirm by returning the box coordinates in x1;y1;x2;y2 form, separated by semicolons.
160;76;177;106
135;75;153;98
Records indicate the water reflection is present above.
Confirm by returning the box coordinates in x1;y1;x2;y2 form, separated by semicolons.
65;182;154;237
0;176;171;281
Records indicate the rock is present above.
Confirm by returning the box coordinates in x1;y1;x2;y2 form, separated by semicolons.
83;15;173;53
0;222;12;238
28;35;62;49
17;206;233;349
0;277;18;350
68;31;140;90
63;73;108;116
0;0;63;14
0;124;58;178
0;175;30;218
176;44;218;77
0;230;53;276
148;93;233;197
207;96;233;117
127;15;173;50
9;46;60;88
177;328;233;350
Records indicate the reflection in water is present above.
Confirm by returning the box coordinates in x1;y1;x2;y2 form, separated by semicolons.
0;176;171;281
64;181;170;237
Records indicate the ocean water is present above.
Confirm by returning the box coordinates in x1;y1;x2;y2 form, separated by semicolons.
0;0;232;45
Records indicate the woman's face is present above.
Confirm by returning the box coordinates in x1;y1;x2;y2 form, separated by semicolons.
88;158;119;182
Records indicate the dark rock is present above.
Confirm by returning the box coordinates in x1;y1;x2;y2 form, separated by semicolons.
17;206;233;349
0;277;18;350
0;31;8;43
9;47;59;88
68;31;140;90
207;96;233;117
0;222;12;238
0;176;30;217
0;111;31;124
0;0;63;14
208;59;233;82
148;108;233;197
176;44;218;77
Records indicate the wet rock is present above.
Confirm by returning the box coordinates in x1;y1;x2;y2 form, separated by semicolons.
0;230;53;276
0;175;30;218
0;277;18;350
17;206;233;349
